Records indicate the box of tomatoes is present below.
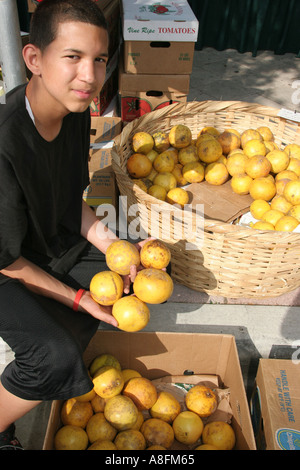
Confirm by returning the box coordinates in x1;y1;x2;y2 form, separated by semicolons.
43;331;256;451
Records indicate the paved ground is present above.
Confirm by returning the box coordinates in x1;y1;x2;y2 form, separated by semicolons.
1;47;300;450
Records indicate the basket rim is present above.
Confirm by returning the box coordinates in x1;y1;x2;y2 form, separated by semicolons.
112;100;300;238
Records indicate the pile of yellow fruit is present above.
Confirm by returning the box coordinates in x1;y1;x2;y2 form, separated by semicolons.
54;353;236;451
126;125;300;231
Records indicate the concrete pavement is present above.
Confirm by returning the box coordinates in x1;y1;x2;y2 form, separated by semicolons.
2;47;300;450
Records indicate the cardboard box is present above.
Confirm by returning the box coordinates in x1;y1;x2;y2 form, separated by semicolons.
121;0;198;42
83;116;122;208
119;61;190;122
43;331;256;450
250;359;300;450
121;0;198;74
123;40;196;75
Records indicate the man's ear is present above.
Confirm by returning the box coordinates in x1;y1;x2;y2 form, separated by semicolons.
22;44;42;76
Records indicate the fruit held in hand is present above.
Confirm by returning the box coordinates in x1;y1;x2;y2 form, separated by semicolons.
105;240;140;276
133;268;173;304
140;239;171;270
89;270;123;306
112;296;150;332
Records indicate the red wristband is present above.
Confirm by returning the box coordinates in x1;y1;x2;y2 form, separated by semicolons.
73;288;86;311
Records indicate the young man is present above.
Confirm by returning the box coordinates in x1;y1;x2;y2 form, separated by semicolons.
0;0;144;449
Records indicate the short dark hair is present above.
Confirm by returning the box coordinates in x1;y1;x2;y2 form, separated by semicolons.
29;0;108;51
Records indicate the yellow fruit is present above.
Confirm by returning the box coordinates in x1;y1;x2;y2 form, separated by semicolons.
146;149;159;163
276;178;293;196
112;296;150;333
226;152;248;176
194;444;219;450
92;365;124;398
153;152;175;173
172;411;203;445
196;133;216;147
197;138;223;163
105;240;140;276
249;177;276;201
264;141;278;153
202;421;236;450
284;143;300;160
61;398;93;428
262;209;284;226
288;204;300;222
89;270;123;306
152;131;170;153
147;167;158;182
241;129;263;148
230;173;253;195
127;153;153;178
122;369;142;386
123;377;157;411
140;239;171;270
166;187;190;207
87;439;117;450
283;180;300;205
132;132;154;154
250;199;270;219
131;411;144;430
91;394;106;413
227;148;245;157
133;268;174;304
153;172;177;192
114;429;146;450
224;128;240;138
172;163;188;186
150;391;181;423
204;162;229;185
74;388;96;402
198;126;220;137
275;170;298;181
141;418;174;449
148;184;167;201
86;412;118;443
169;124;192;149
257;126;274;141
243;139;267;158
163;147;179;164
245;155;271;178
178;144;198;165
252;221;275;230
104;395;139;431
275;215;299;232
266;150;289;174
286;157;300;177
217;131;241;155
185;384;218;418
270;195;292;214
54;425;89;451
216;154;227;165
89;353;121;377
182;161;205;183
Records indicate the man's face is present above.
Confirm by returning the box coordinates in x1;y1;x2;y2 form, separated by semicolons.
37;21;109;115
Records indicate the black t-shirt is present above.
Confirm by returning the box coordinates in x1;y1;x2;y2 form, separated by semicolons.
0;84;90;283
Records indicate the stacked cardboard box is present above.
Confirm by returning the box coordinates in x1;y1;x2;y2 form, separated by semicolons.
119;0;199;123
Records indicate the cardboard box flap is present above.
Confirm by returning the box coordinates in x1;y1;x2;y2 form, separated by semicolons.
188;180;253;223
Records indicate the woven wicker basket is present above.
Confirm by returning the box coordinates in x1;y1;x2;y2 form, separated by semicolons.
111;101;300;298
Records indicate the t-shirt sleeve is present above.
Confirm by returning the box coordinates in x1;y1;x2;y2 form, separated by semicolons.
0;155;28;269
